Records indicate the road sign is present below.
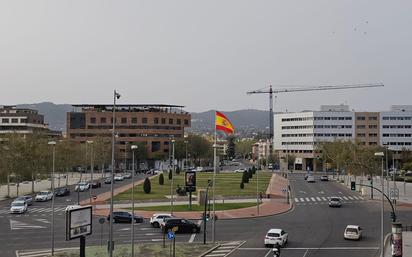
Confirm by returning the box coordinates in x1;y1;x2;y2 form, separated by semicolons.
167;231;175;240
390;188;399;200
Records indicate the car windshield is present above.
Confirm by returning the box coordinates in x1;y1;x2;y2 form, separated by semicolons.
39;192;48;195
268;233;280;237
12;202;24;206
346;228;358;234
331;198;340;201
15;197;25;201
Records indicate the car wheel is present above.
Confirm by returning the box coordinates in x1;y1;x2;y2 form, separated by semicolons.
265;244;269;248
153;222;159;228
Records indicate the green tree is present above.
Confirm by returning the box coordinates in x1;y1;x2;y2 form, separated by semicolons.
242;170;249;183
240;181;244;189
248;168;253;179
251;165;256;174
159;173;164;185
143;177;151;193
168;169;172;180
227;136;236;160
235;139;254;159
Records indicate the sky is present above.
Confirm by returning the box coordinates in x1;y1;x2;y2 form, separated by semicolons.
0;1;411;113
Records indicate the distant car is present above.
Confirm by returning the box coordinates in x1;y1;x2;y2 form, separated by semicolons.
307;176;315;183
150;213;173;228
104;177;113;184
162;218;200;234
195;167;203;172
14;195;33;206
329;197;342;207
107;211;144;223
35;191;53;201
75;182;90;192
320;175;329;181
114;174;124;181
235;168;246;173
65;204;81;211
405;171;412;177
344;225;362;240
10;200;27;214
304;174;309;180
264;228;288;247
123;173;132;179
91;181;101;188
55;187;70;197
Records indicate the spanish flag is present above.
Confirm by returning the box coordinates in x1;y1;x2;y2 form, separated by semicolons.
215;111;234;134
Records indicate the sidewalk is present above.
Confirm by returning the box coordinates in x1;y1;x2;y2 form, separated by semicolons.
384;231;412;256
0;172;106;200
92;173;292;220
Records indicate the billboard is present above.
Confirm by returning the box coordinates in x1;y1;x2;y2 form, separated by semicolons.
65;205;92;240
185;171;196;192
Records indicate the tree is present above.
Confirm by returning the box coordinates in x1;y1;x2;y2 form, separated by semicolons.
240;181;244;189
248;168;253;179
175;165;181;175
242;170;249;183
189;135;213;165
143;177;151;193
159;173;164;185
168;169;172;180
235;139;254;159
227;136;236;160
251;165;256;174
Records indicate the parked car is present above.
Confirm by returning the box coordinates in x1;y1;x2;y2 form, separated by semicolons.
55;187;70;197
307;176;315;183
405;171;412;176
107;211;144;223
264;228;288;247
14;195;33;206
114;174;124;181
320;175;329;181
150;213;173;228
344;225;362;240
74;182;90;192
10;200;28;214
329;197;342;207
123;173;132;179
90;181;102;188
162;218;200;233
104;177;113;184
304;174;308;180
35;191;53;201
234;168;246;173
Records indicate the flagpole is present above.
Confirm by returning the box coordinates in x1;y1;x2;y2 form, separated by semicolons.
212;111;217;243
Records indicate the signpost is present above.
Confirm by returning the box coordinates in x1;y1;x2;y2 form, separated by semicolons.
390;188;399;200
167;227;178;257
185;171;197;210
65;205;92;257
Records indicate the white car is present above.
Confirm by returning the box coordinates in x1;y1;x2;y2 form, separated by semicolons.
307;176;315;183
75;182;90;192
10;200;28;214
150;213;173;228
235;168;246;173
35;191;53;201
344;225;363;240
114;174;124;181
264;228;288;247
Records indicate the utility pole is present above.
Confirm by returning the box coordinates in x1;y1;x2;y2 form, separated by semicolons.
48;141;56;256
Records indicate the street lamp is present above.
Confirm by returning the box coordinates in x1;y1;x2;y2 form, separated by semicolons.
86;140;94;204
124;142;129;172
109;90;120;257
131;144;138;257
170;138;175;215
184;134;188;171
374;151;384;257
48;141;56;256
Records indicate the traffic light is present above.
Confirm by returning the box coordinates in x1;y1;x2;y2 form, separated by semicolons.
391;212;396;222
351;182;356;191
203;213;210;222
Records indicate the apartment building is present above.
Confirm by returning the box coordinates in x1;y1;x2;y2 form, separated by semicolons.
66;104;191;161
0;106;61;137
355;112;380;146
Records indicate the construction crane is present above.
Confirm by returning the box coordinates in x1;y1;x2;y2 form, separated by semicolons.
246;83;384;151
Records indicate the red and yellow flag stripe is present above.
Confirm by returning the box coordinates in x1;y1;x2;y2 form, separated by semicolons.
215;111;234;134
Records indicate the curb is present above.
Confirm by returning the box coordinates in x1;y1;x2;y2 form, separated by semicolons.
384;233;392;257
198;244;221;257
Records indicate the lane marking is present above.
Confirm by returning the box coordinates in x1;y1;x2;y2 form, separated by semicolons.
264;249;272;257
321;197;327;201
316;197;322;201
310;197;316;202
348;196;354;200
239;247;380;250
305;198;310;202
295;198;300;202
342;196;349;200
189;220;202;243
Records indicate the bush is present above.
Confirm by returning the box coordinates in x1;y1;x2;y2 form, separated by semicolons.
159;173;164;185
240;181;244;189
248;168;253;179
168;170;172;180
176;166;181;175
252;166;256;174
242;171;249;183
143;178;151;194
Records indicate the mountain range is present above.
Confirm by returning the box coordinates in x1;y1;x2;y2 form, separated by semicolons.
14;102;270;136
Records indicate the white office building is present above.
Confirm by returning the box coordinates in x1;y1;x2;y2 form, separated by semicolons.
380;105;412;151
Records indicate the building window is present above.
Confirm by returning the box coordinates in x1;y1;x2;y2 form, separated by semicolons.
177;119;181;125
90;117;96;124
161;118;166;124
169;119;173;124
132;118;137;124
357;133;366;137
357;125;366;129
345;117;352;120
2;118;9;123
369;133;378;137
121;117;127;124
368;116;378;121
11;118;18;123
154;117;159;124
21;119;27;123
357;116;366;120
369;125;377;129
184;119;189;125
142;117;148;124
101;117;107;123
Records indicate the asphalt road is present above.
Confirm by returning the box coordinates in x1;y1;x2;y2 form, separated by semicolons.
1;172;412;257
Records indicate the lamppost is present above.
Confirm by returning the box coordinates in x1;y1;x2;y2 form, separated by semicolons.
184;134;188;171
124;142;129;172
170;138;175;215
48;141;56;256
109;90;120;257
131;145;138;257
87;140;94;204
374;151;384;257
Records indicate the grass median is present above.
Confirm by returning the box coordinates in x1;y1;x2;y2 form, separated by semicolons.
129;202;257;212
114;171;273;201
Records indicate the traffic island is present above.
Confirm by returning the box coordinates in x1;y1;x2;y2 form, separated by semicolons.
53;243;218;257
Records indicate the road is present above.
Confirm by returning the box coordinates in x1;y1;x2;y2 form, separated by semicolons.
1;172;412;257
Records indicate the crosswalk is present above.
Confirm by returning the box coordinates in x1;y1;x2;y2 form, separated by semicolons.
204;241;245;257
294;195;365;205
0;206;67;215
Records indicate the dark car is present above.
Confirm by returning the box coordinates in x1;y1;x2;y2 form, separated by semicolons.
162;218;200;234
91;181;102;188
55;187;70;197
107;211;143;223
104;177;114;184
